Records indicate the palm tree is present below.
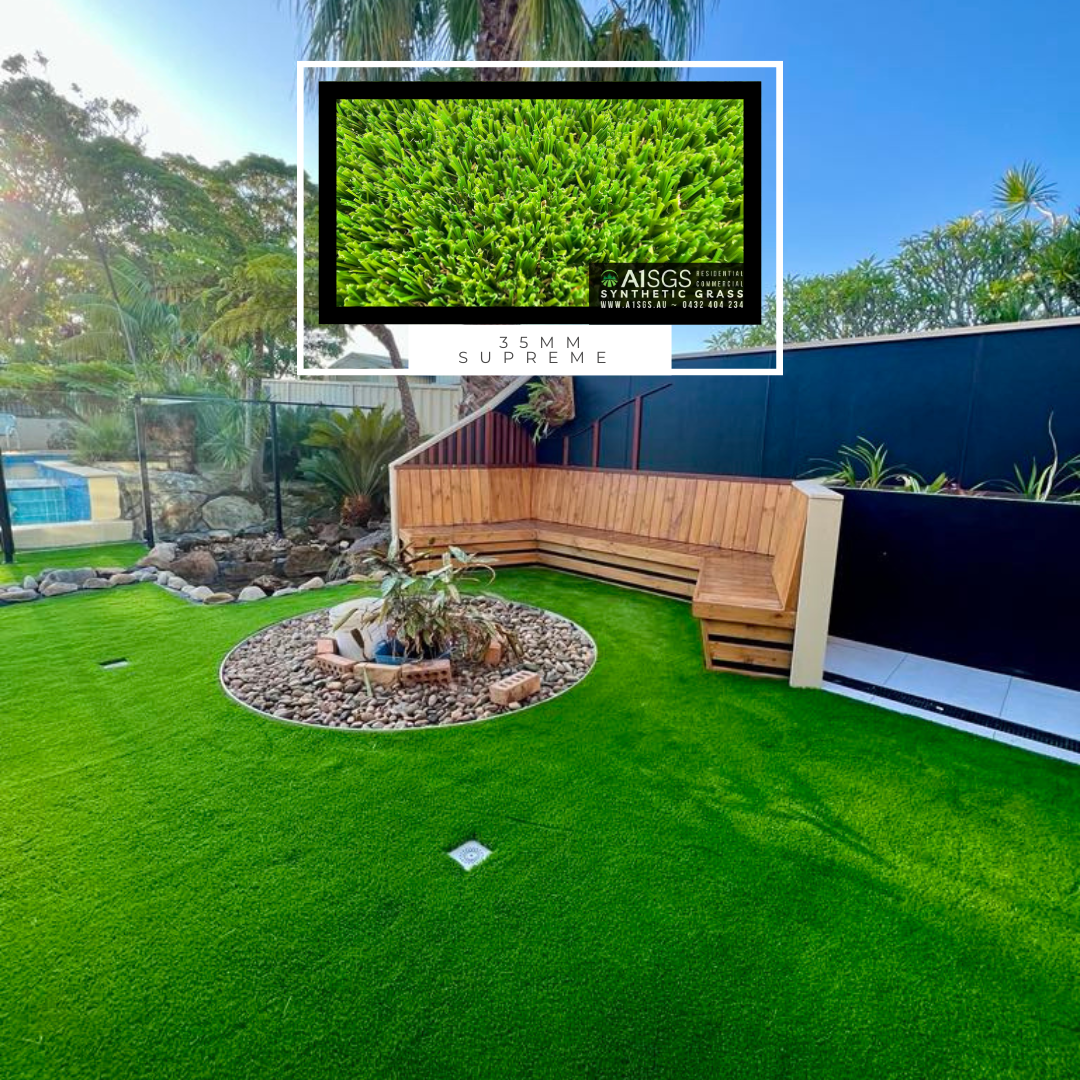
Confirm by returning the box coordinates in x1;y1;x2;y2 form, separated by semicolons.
360;323;421;447
294;0;705;83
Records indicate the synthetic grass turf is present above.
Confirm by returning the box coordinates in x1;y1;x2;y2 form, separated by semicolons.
336;97;744;307
0;542;149;584
1;567;1078;1079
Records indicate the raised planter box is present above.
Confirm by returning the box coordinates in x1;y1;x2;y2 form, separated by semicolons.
831;488;1080;692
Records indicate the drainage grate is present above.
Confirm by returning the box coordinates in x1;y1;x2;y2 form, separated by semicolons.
448;840;491;871
99;658;129;670
824;672;1080;755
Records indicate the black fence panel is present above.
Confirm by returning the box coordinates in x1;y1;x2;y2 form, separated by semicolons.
520;323;1080;485
831;489;1080;692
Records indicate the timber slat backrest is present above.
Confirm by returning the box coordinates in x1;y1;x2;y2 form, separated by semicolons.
396;466;797;558
770;490;809;610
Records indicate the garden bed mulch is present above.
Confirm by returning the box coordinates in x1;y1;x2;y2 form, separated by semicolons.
220;596;595;731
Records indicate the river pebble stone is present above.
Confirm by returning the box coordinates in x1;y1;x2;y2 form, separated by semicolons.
221;597;595;731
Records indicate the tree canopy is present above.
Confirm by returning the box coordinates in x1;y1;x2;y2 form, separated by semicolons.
708;164;1080;350
0;52;341;406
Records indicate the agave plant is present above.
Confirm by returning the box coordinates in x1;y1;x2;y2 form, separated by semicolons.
299;406;409;525
345;539;522;662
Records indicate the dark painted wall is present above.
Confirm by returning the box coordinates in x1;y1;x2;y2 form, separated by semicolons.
831;489;1080;693
513;323;1080;486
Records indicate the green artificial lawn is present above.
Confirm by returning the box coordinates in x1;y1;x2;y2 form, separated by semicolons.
2;565;1078;1079
0;542;148;583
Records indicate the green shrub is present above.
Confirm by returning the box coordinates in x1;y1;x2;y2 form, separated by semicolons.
72;412;136;463
299;406;409;525
336;97;745;307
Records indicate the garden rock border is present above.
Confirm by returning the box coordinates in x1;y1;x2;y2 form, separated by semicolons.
219;597;597;732
0;528;380;607
0;561;351;606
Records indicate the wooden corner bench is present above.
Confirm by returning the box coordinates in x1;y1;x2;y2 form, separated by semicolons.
396;466;813;679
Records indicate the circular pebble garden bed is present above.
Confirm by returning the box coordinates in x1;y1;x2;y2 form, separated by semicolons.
220;596;596;731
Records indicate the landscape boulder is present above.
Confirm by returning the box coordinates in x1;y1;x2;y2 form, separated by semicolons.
41;567;97;587
1;588;38;603
41;582;79;597
201;495;263;532
329;597;388;661
167;549;219;586
137;542;179;568
284;545;333;578
346;525;391;555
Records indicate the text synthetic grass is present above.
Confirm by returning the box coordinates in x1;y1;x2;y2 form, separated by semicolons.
2;569;1078;1079
336;98;744;307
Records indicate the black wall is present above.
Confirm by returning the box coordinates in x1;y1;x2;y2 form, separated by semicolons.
517;323;1080;486
831;489;1080;693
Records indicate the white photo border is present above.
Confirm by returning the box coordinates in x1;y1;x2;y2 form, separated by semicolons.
297;60;783;377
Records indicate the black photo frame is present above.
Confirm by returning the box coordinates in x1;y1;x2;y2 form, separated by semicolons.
319;78;763;325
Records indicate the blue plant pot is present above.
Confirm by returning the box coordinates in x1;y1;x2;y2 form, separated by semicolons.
373;639;451;666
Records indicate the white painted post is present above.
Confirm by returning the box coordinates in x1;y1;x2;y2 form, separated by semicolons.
789;481;845;689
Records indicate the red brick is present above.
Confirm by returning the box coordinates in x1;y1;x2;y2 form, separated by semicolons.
400;658;453;686
488;670;541;705
313;653;356;676
482;637;504;667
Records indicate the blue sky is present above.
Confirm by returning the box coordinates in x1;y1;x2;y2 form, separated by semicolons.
11;1;1079;352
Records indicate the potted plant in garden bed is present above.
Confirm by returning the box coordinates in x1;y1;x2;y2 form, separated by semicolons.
339;539;521;665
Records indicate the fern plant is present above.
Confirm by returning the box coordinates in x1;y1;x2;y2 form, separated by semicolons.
512;378;575;442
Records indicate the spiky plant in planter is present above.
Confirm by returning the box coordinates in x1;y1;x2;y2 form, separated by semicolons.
345;539;522;663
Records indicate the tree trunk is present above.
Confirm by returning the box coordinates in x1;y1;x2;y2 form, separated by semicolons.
476;0;521;81
361;324;421;447
459;376;518;418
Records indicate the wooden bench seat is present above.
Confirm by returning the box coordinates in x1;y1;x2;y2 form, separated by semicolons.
401;519;715;598
396;468;812;680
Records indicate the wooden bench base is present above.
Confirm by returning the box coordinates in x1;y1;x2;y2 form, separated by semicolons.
401;518;801;678
402;521;713;600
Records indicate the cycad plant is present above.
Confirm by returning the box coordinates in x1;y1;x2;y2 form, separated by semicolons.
299;406;410;525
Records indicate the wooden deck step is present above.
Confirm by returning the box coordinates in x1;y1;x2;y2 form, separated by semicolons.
699;617;794;677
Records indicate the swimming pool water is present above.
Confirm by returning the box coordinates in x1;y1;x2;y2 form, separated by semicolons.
2;457;91;525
